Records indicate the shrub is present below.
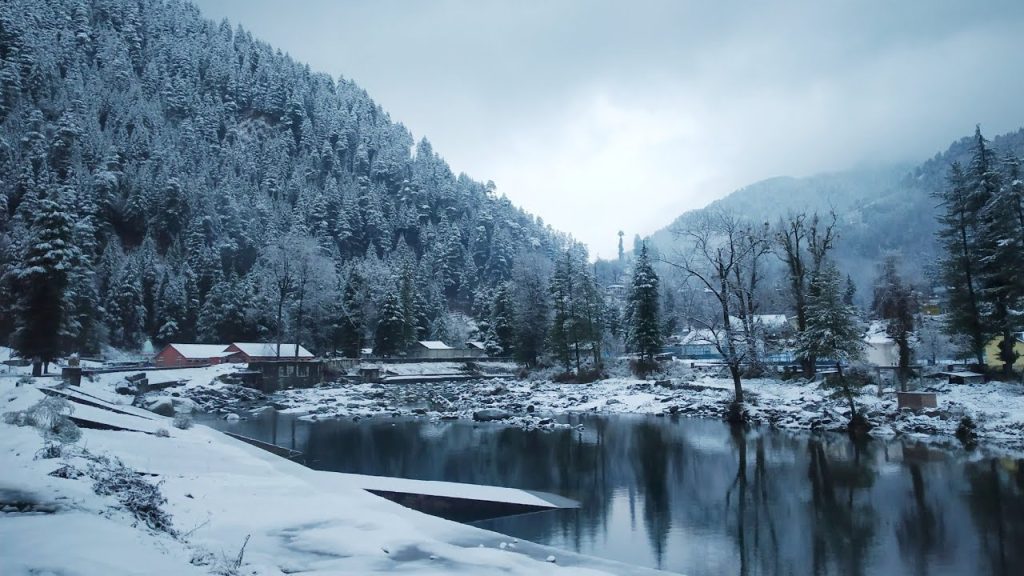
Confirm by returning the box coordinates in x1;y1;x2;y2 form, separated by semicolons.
629;358;659;378
89;455;176;535
956;415;978;445
155;428;170;438
3;396;82;449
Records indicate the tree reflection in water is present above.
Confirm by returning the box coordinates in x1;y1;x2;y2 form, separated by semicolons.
211;411;1024;576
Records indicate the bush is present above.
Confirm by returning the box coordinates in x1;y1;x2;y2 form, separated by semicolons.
155;428;170;438
629;358;659;378
172;413;194;430
575;367;604;384
89;455;176;535
3;396;82;448
956;415;978;445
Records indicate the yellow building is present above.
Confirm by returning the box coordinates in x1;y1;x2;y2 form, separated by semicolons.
984;333;1024;371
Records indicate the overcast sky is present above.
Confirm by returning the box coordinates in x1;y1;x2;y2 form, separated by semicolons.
191;0;1024;257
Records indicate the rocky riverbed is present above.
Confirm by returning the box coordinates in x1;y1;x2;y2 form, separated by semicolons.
140;367;1024;450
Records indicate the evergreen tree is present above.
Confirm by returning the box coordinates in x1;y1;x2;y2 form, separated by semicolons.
11;193;77;375
335;270;366;357
512;254;549;367
489;282;515;356
935;161;986;365
625;243;662;366
374;289;405;357
871;256;916;388
798;264;865;423
976;146;1024;377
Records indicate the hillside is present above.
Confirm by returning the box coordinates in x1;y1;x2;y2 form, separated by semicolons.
0;0;567;357
643;127;1024;291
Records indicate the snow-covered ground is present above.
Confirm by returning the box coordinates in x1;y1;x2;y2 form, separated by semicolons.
263;373;1024;448
0;381;663;575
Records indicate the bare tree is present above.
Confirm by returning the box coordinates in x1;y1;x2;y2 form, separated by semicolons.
258;234;333;357
665;211;769;409
774;211;838;378
259;235;295;358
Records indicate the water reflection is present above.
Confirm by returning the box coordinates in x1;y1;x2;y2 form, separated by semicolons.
208;411;1024;576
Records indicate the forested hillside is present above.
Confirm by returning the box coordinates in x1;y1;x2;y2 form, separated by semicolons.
644;127;1024;292
0;0;569;360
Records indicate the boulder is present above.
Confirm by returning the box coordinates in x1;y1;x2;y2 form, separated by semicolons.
146;397;175;417
114;381;137;395
472;408;511;422
171;398;197;414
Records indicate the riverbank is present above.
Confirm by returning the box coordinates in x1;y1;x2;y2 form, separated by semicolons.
268;373;1024;448
0;381;663;575
78;361;1024;449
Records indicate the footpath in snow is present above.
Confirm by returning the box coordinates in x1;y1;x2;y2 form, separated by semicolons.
0;379;664;576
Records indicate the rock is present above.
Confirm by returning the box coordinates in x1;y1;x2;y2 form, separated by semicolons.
412;408;428;415
146;397;175;417
171;398;197;414
473;408;512;422
114;381;138;395
224;413;240;421
605;398;622;406
526;404;535;413
538;418;553;426
654;379;672;388
668;405;680;415
546;555;557;563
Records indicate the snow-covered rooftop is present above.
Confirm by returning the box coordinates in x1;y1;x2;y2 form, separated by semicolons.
230;342;314;358
165;343;232;359
466;341;486;350
418;341;453;350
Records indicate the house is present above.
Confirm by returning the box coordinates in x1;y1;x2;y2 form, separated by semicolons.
863;322;899;367
938;371;985;385
225;342;315;363
408;341;467;360
984;333;1024;371
245;359;324;393
153;343;235;368
677;330;724;360
465;341;488;358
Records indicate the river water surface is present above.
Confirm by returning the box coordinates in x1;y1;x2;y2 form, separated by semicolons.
207;411;1024;576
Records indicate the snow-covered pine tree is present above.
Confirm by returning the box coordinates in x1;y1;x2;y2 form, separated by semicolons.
976;148;1024;377
935;160;987;365
511;254;550;367
798;264;866;427
625;242;661;368
490;282;515;356
11;192;77;375
374;288;405;358
871;256;916;388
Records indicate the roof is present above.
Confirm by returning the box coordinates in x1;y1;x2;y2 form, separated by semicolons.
466;341;486;350
230;342;314;358
166;344;232;359
939;371;984;378
679;330;722;346
417;341;453;350
753;314;789;328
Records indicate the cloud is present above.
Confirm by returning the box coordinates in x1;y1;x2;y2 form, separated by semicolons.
191;0;1024;257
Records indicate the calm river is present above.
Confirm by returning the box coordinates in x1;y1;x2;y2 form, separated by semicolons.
207;411;1024;576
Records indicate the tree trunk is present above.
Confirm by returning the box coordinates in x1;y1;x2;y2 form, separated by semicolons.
32;362;42;377
1000;329;1017;379
837;362;858;418
730;362;744;403
275;295;285;359
897;336;911;392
